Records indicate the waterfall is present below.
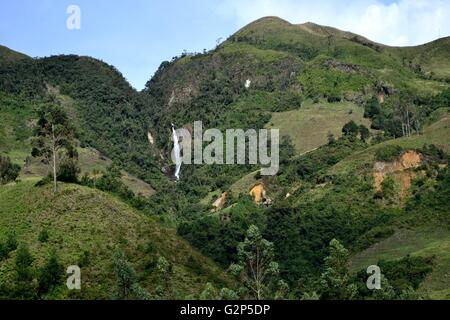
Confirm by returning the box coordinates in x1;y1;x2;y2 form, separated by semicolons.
172;123;182;180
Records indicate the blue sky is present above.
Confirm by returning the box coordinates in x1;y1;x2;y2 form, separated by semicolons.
1;0;449;89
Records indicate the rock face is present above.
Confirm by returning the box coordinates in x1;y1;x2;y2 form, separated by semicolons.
212;192;227;210
373;151;421;178
147;132;155;145
249;183;271;204
373;150;422;204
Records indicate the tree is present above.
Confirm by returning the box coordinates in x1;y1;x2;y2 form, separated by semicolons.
38;249;64;294
200;283;219;300
219;287;239;300
57;145;80;183
327;132;336;145
364;97;381;118
342;121;359;137
229;225;284;300
32;103;76;193
359;125;370;142
14;244;36;299
279;136;295;165
318;239;357;300
113;250;150;300
156;255;173;299
0;155;20;185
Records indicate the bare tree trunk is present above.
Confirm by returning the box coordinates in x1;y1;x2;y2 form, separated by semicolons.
52;124;57;193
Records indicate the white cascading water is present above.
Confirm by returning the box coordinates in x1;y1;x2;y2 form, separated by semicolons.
171;123;182;180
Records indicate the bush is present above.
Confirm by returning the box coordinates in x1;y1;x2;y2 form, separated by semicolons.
38;228;49;243
0;231;17;260
57;158;80;183
0;155;21;184
38;249;64;294
327;94;342;103
5;231;18;252
342;121;359;136
379;255;434;291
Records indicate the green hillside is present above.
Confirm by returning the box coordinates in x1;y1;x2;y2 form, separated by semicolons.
0;181;232;299
0;45;29;63
0;55;164;189
267;100;371;154
349;227;450;299
329;113;450;177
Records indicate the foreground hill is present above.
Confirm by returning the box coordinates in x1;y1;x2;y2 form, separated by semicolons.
0;181;232;299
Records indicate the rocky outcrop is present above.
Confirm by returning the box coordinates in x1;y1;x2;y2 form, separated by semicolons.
373;150;422;204
212;192;228;210
249;183;271;204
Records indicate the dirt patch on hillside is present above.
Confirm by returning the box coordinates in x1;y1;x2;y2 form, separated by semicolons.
212;192;227;210
249;183;265;202
396;171;416;204
373;150;422;204
373;172;384;192
249;183;271;204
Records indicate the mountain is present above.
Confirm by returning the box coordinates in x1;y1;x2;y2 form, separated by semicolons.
0;45;29;63
1;16;450;300
0;54;164;190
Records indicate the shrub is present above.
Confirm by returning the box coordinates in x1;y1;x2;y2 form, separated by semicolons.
5;231;18;252
38;249;64;294
342;121;359;136
0;155;21;184
38;228;49;243
57;158;80;183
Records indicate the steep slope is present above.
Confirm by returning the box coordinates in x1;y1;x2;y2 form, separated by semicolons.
0;181;232;299
0;91;154;198
349;227;450;299
388;37;450;80
0;52;164;189
329;113;450;177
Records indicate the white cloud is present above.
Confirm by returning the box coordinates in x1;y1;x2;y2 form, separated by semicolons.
218;0;450;46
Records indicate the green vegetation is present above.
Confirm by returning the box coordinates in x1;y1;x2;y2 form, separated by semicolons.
113;249;151;300
0;155;20;184
1;16;450;300
0;181;233;299
375;145;405;162
32;102;78;192
229;225;287;300
266;101;370;153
